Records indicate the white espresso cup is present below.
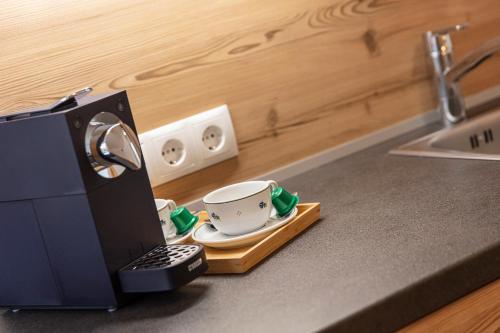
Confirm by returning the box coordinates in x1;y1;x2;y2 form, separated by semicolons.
155;199;177;239
202;180;278;235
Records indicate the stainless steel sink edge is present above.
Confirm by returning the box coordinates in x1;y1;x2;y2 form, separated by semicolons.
389;120;500;161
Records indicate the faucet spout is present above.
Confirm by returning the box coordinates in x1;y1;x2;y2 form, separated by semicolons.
444;37;500;86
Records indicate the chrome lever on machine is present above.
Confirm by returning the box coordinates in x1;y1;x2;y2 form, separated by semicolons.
425;23;469;126
85;112;143;178
97;122;142;171
77;87;144;178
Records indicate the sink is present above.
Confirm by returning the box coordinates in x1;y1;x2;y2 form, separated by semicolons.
390;108;500;161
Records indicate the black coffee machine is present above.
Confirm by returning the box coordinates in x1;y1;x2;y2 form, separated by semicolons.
0;89;207;311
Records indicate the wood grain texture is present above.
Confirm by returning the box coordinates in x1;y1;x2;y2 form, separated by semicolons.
189;203;320;274
1;0;500;204
399;279;500;333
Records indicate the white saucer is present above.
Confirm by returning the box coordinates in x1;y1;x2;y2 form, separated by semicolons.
192;207;298;249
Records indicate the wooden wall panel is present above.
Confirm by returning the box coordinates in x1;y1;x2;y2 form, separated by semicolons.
1;0;500;203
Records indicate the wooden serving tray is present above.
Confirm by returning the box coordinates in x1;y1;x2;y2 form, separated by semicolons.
188;203;320;274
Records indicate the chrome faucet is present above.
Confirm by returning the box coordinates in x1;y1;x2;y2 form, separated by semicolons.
425;23;500;126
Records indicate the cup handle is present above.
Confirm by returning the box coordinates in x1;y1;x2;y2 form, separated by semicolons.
267;180;278;192
164;199;177;212
267;180;279;219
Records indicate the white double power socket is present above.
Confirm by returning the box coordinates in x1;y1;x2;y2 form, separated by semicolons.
139;105;239;187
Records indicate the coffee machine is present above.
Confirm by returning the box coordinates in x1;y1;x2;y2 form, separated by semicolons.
0;89;207;311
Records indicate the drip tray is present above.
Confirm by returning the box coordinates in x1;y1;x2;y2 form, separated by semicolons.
119;244;207;293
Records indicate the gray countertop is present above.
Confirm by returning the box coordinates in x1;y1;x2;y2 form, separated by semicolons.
2;123;500;332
